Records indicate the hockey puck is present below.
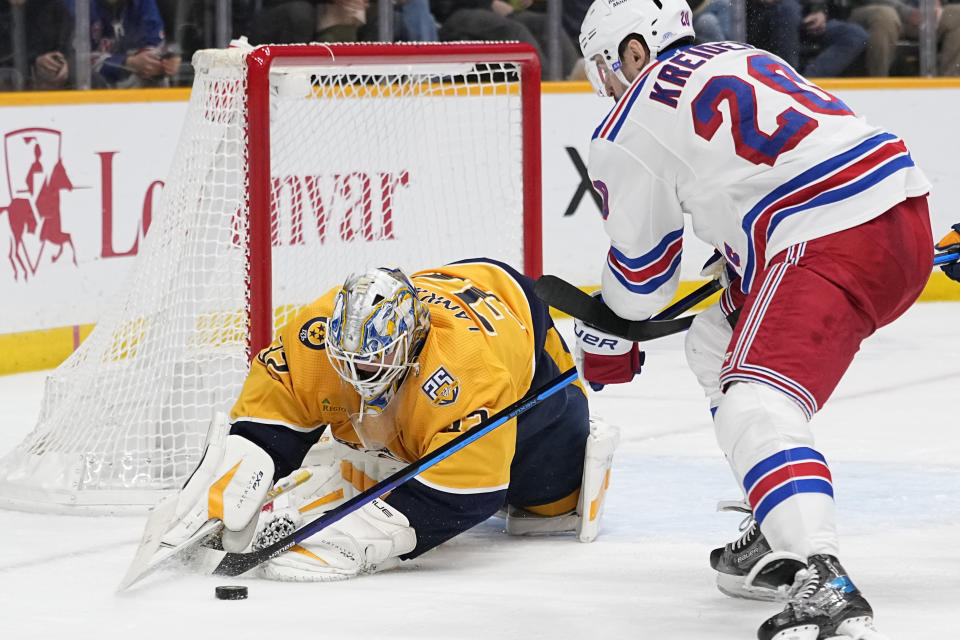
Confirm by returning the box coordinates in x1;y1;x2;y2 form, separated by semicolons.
215;585;248;600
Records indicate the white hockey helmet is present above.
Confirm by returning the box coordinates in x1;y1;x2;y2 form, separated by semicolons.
326;267;430;417
579;0;695;96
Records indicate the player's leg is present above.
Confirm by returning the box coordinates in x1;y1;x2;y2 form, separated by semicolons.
938;5;960;76
848;5;902;76
714;298;873;636
684;297;738;416
684;289;786;598
714;196;930;638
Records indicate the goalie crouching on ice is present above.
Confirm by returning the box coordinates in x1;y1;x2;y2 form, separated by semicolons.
158;258;618;581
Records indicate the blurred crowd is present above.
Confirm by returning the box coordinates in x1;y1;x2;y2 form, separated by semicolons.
1;0;959;91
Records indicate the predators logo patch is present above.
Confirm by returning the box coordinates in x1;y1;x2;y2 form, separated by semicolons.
299;317;327;350
421;366;460;407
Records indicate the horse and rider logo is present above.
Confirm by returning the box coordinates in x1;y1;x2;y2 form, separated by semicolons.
0;127;78;281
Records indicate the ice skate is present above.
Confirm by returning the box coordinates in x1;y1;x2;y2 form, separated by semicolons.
710;502;793;601
758;554;888;640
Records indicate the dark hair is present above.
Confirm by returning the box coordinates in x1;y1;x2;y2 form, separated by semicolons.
619;33;696;61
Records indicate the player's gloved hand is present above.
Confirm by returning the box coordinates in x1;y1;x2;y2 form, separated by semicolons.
256;498;417;582
935;223;960;282
160;414;275;552
574;298;644;391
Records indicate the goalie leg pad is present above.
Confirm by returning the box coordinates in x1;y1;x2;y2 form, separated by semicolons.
577;417;620;542
161;413;275;553
504;418;619;541
504;504;580;536
256;498;417;582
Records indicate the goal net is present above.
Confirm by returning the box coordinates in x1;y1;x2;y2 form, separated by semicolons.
0;42;542;511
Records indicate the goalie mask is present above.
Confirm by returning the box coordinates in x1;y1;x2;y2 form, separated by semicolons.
579;0;695;97
326;267;431;422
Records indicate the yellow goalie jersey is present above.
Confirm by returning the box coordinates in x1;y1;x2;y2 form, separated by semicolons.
230;258;582;498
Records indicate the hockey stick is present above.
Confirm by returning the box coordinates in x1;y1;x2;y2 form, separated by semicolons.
118;468;313;591
934;251;959;266
534;275;723;341
208;366;581;577
539;247;959;341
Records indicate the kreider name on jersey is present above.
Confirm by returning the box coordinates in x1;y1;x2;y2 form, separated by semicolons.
649;42;755;108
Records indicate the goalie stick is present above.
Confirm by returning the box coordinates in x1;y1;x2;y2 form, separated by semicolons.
533;275;723;341
934;251;959;266
204;366;581;577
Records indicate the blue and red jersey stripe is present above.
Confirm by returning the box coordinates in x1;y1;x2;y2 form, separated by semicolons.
740;132;915;293
606;228;683;294
743;446;834;524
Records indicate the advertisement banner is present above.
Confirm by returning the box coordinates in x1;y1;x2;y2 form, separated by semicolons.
2;84;959;341
0;101;187;333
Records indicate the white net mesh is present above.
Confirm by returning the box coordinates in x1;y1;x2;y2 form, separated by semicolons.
0;43;534;510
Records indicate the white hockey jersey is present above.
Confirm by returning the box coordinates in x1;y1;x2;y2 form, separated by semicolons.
588;41;931;320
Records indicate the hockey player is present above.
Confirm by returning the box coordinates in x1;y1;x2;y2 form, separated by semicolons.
155;258;617;581
575;0;932;638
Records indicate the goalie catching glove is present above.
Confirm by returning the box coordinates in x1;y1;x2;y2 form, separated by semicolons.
573;292;644;391
255;498;416;582
160;414;275;553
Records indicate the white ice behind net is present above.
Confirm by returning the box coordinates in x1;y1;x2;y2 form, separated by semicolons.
0;45;527;510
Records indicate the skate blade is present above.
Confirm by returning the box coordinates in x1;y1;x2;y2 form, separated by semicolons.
768;623;820;640
826;616;889;640
716;572;780;602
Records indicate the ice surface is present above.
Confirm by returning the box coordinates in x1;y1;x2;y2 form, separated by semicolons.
1;304;958;639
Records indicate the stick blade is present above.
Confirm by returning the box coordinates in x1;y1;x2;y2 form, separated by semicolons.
534;275;693;341
211;538;293;577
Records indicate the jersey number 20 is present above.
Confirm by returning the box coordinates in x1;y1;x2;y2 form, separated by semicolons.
691;54;853;166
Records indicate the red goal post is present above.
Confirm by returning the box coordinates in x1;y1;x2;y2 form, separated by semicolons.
0;41;543;511
245;42;543;355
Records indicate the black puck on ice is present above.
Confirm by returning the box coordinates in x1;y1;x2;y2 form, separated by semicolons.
215;585;248;600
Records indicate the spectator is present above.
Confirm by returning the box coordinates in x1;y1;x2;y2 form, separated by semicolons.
395;0;438;41
359;0;438;42
431;0;581;79
248;0;370;45
64;0;181;88
317;0;369;42
0;0;74;90
747;0;804;68
248;1;315;44
690;0;734;43
800;0;868;76
849;0;960;75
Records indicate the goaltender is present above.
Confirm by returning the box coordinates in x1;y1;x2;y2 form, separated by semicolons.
155;257;618;580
